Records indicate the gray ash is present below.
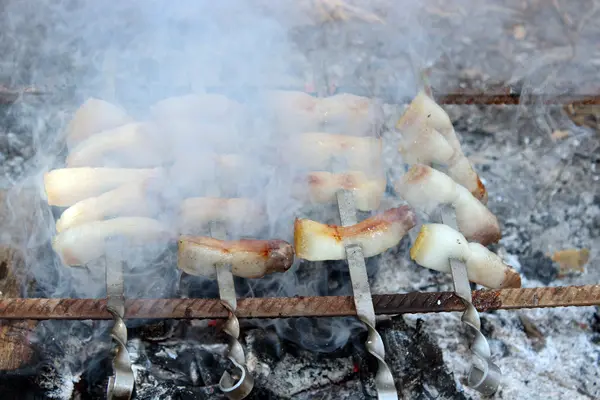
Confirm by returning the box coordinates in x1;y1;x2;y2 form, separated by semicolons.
0;315;464;400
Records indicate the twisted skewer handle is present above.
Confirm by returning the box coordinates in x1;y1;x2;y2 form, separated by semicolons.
218;301;254;399
105;253;134;400
210;222;254;400
459;289;502;394
337;190;398;400
106;309;135;400
440;206;501;395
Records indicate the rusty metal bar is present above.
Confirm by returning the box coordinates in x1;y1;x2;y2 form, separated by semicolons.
0;285;597;320
435;91;600;106
3;84;600;106
0;86;47;104
326;85;600;105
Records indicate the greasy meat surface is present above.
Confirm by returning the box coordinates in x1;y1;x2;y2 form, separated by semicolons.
410;223;521;289
294;205;416;261
396;91;488;203
395;164;501;245
178;236;294;278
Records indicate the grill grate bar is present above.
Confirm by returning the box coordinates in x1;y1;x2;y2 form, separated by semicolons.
0;285;597;320
3;85;600;105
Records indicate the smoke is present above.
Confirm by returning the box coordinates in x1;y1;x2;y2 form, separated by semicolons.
0;0;476;357
2;0;598;363
1;0;395;355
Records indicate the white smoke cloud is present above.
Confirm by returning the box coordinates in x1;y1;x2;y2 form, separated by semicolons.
3;0;596;354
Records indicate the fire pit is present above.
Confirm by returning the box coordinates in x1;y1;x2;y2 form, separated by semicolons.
1;1;599;399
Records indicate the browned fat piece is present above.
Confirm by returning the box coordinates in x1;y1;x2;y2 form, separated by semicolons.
396;91;488;203
294;205;416;261
395;164;501;245
410;223;521;289
66;98;134;148
178;236;294;279
299;170;386;211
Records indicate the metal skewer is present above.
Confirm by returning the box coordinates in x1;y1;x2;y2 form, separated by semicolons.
105;246;135;400
438;204;501;396
336;190;398;400
209;221;254;400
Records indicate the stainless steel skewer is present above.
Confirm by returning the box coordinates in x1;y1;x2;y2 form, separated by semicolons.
336;190;399;400
105;248;135;400
439;204;501;396
209;221;254;400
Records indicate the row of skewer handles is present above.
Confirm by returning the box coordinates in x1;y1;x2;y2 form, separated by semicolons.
44;90;521;290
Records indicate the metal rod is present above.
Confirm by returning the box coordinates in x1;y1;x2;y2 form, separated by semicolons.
440;206;500;396
328;85;600;106
104;250;134;400
336;190;398;399
0;86;47;104
205;86;600;106
0;285;598;320
209;221;254;400
3;84;600;106
435;91;600;106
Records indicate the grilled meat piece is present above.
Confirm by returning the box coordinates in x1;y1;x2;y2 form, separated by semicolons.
294;205;416;261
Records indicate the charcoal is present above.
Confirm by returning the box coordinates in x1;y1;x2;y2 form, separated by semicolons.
265;316;365;354
589;215;600;238
128;320;180;342
195;349;227;386
529;212;561;229
498;220;533;256
0;316;455;399
244;327;357;397
243;328;283;363
377;318;467;400
293;380;368;400
518;250;559;285
0;369;45;400
164;385;226;400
